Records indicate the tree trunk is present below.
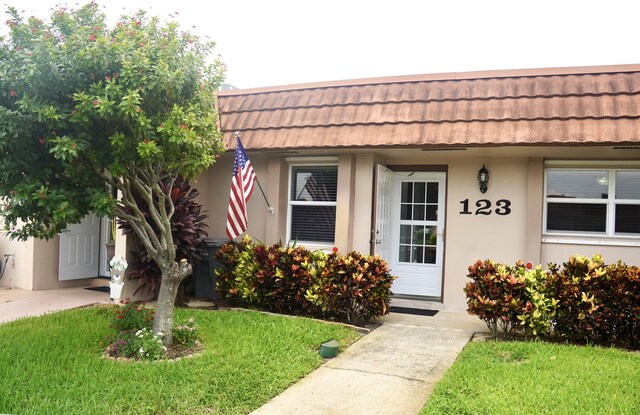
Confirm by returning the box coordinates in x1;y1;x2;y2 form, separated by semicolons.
153;260;192;346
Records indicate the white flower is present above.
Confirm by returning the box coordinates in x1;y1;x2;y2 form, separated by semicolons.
135;329;143;336
138;347;145;355
109;256;128;272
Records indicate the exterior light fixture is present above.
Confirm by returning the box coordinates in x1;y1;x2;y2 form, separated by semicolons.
477;165;489;194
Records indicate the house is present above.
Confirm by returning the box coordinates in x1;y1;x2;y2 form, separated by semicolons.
2;64;639;313
196;63;640;312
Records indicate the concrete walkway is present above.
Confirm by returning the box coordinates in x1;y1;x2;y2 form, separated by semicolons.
251;312;486;415
0;286;108;324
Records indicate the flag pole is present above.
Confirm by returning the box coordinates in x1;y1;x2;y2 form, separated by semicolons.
235;132;274;215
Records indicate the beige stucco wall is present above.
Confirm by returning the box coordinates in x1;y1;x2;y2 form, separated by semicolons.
163;146;640;313
541;242;640;267
440;158;529;311
0;236;34;290
201;153;270;242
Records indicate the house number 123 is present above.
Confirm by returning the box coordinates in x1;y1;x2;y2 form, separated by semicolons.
459;199;512;216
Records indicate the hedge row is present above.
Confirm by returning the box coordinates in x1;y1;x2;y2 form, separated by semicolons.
215;237;395;324
465;255;640;349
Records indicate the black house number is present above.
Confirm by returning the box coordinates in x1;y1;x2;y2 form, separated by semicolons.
459;199;512;216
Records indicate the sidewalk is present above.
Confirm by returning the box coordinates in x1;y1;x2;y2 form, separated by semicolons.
0;286;108;324
251;311;486;415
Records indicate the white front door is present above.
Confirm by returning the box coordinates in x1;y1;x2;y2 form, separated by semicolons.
375;169;446;298
59;213;100;280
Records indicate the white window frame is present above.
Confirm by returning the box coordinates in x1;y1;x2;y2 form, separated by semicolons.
286;158;338;248
543;165;640;238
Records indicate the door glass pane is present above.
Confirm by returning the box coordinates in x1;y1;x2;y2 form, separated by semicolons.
425;226;437;246
424;247;437;264
399;245;411;262
547;170;608;199
426;182;439;203
401;204;412;220
426;205;437;221
399;225;411;244
401;182;413;203
412;225;424;245
412;246;424;263
413;205;425;221
616;171;640;200
414;182;426;204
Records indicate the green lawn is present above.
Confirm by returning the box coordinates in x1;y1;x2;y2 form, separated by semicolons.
421;340;640;415
0;307;360;415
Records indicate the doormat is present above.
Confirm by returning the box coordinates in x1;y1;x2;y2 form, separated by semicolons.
84;286;109;293
390;306;438;317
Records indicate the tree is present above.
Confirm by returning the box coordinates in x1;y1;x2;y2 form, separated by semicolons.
0;3;225;345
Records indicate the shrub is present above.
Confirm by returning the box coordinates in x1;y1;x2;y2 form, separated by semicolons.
216;238;395;323
466;255;640;349
465;259;556;339
124;328;166;360
107;302;201;359
309;251;395;324
111;300;154;333
117;177;208;298
173;318;200;348
465;259;527;339
549;255;640;349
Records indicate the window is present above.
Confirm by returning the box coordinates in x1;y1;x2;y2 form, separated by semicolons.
544;168;640;236
288;165;338;244
398;181;439;264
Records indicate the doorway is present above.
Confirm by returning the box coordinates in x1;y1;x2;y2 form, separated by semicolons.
374;165;446;298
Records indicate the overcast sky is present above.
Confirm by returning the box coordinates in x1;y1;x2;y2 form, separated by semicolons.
13;0;640;89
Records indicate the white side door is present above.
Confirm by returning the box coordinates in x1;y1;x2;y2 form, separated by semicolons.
373;164;394;260
59;213;100;280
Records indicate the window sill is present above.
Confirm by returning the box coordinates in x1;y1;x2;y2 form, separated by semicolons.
288;241;335;252
541;236;640;247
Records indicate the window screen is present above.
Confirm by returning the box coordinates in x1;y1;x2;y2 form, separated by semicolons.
289;165;338;243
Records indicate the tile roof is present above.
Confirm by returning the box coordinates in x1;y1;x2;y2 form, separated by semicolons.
217;64;640;150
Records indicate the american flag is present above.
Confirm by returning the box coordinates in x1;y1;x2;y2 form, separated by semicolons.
226;137;256;239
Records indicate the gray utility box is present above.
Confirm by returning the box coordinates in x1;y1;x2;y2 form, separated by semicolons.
193;237;227;300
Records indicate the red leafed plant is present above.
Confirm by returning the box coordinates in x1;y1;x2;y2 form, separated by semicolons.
464;259;529;339
117;177;208;299
215;237;395;324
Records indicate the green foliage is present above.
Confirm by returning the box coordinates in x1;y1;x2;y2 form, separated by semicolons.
312;250;396;323
516;262;557;338
466;255;640;349
125;328;166;360
117;177;208;298
549;254;640;349
173;317;201;348
465;259;556;339
0;307;360;414
110;300;154;333
107;301;201;359
0;3;224;240
465;259;530;339
216;237;395;324
421;341;640;415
